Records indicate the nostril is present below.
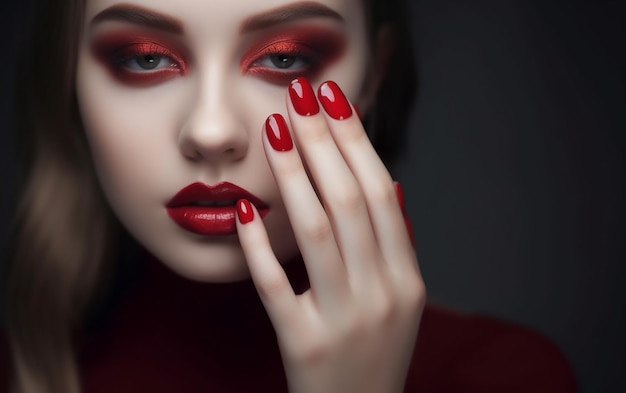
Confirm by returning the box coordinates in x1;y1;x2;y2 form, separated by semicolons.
223;148;240;158
177;114;249;162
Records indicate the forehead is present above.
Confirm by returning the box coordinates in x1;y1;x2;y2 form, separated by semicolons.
83;0;366;35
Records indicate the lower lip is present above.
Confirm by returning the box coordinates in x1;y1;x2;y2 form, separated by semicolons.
166;206;269;236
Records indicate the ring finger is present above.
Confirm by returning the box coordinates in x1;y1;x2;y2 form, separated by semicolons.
286;77;383;290
263;113;349;311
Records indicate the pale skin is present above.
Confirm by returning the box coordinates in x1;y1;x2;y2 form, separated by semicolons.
76;0;425;391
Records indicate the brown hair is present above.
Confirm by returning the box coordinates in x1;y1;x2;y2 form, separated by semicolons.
363;0;417;166
5;0;116;391
3;0;416;392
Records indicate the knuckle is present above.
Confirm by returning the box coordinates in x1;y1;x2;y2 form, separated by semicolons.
402;275;427;311
338;123;368;144
369;294;397;325
334;312;367;344
329;183;365;213
299;118;330;144
291;339;329;366
257;275;290;300
273;152;303;178
369;180;397;206
301;215;333;243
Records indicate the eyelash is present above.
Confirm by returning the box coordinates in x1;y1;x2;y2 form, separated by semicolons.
106;41;187;85
243;41;321;85
95;30;344;87
108;43;319;87
240;28;346;84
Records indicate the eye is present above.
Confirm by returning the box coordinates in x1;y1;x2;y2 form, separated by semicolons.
246;42;317;79
269;54;297;69
121;53;178;71
111;42;185;80
241;28;347;85
92;32;189;87
252;48;314;72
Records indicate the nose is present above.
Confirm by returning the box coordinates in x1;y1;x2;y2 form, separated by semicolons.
178;75;248;163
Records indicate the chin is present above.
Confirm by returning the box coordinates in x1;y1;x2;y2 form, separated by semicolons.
119;207;301;283
139;230;301;284
146;236;256;283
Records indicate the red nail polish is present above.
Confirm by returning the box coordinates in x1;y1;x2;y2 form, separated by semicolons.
289;77;319;116
394;181;406;214
405;215;415;247
265;114;293;151
318;81;353;120
237;199;254;224
395;181;414;246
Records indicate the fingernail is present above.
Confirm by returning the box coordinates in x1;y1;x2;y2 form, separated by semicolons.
289;77;319;116
394;181;406;214
318;81;353;120
237;199;254;224
405;215;415;247
265;114;293;151
395;182;415;247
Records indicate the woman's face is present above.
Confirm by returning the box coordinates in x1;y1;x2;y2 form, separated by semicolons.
76;0;372;282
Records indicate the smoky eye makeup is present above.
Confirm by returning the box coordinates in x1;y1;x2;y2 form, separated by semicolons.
90;24;346;87
91;29;189;86
240;26;347;85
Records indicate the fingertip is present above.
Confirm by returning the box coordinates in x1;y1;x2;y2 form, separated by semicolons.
265;113;294;152
237;198;255;225
289;77;319;116
318;80;353;120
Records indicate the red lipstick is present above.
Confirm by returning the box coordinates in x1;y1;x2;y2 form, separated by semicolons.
166;182;269;236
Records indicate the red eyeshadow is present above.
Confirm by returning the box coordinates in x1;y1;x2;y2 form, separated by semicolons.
240;26;346;85
91;29;189;86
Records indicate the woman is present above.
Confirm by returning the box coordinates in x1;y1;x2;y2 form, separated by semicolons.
2;0;576;392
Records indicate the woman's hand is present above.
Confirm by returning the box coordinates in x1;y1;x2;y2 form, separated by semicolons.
236;77;425;393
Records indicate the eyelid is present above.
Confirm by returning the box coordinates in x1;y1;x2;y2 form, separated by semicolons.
91;29;189;85
112;42;182;68
240;26;347;80
248;41;317;68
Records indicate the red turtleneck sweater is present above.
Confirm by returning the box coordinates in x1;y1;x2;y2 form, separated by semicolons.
1;255;578;392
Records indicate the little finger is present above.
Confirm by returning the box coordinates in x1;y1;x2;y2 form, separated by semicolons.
235;199;300;327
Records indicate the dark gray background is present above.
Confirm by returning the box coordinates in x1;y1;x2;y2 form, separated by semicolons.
1;1;624;392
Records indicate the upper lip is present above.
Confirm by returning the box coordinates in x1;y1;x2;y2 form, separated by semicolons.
166;182;267;208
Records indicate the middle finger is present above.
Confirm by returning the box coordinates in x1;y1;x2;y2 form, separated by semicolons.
286;77;383;289
263;113;348;310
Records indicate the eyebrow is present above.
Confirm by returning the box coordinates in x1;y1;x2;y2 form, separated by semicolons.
90;2;343;36
90;4;184;35
240;2;344;33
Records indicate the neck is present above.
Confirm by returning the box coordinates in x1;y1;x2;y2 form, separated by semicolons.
78;250;302;391
84;249;309;368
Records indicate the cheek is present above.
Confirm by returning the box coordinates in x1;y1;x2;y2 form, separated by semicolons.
74;35;366;274
76;57;179;211
319;42;369;101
